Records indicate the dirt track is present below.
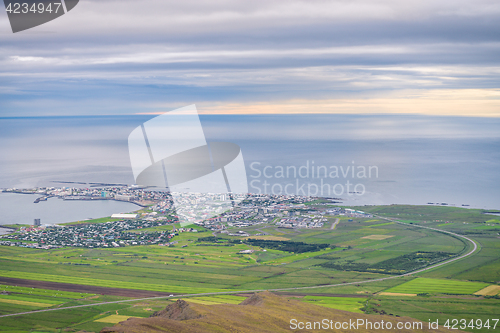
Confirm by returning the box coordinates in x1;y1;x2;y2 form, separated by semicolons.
0;277;174;298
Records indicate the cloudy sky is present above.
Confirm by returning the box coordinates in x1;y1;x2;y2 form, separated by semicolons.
1;0;499;116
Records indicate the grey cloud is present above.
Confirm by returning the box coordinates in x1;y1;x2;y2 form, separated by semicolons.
0;0;499;116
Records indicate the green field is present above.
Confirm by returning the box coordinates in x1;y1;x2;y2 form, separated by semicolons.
0;285;173;332
0;269;225;294
0;294;65;305
301;296;366;313
0;206;486;296
95;314;141;323
60;216;122;225
0;284;92;299
0;204;498;332
181;295;247;305
367;295;500;333
386;277;489;295
355;205;496;224
0;298;172;332
0;284;99;316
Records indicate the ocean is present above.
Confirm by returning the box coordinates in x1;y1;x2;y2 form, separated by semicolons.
0;192;138;226
0;114;499;224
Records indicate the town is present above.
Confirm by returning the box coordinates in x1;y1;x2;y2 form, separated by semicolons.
0;187;372;249
0;218;194;249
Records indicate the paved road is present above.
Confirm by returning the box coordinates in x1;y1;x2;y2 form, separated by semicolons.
0;217;478;319
330;218;340;230
255;227;270;235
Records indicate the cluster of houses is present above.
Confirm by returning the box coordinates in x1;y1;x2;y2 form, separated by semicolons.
2;218;177;249
0;188;376;249
194;195;319;230
220;230;250;237
326;207;373;218
4;186;174;207
276;216;326;229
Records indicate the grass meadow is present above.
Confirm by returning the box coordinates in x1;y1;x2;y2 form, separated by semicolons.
386;278;489;295
0;205;498;332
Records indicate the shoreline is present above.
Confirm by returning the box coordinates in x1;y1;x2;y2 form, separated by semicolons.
0;226;16;236
1;191;149;208
0;192;141;227
2;188;499;214
3;187;500;211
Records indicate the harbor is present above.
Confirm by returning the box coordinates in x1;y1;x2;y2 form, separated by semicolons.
0;227;15;236
0;191;139;226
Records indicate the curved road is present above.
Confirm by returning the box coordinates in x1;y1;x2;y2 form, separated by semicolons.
0;217;478;319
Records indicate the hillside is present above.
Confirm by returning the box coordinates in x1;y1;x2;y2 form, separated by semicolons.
100;292;460;333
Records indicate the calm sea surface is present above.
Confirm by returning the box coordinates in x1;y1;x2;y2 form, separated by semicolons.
0;114;499;221
0;228;12;235
0;192;138;226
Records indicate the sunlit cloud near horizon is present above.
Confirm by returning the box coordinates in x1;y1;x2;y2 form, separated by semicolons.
0;0;499;117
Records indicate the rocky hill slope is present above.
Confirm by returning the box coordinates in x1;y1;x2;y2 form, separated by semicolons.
100;291;462;333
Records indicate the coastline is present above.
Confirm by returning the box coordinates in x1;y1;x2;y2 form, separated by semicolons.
1;190;149;208
0;226;15;236
0;192;141;226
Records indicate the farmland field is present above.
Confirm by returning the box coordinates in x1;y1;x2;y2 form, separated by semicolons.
386;278;489;295
0;208;485;296
0;298;54;308
474;285;500;296
361;234;394;240
0;284;91;299
95;314;141;323
0;204;499;332
180;295;247;305
300;296;366;313
367;295;500;333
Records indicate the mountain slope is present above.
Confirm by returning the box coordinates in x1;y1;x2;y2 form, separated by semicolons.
100;291;461;333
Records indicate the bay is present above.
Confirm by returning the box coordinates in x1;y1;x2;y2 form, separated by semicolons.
0;192;139;226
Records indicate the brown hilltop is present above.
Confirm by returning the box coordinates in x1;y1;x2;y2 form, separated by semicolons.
100;291;462;333
149;298;202;321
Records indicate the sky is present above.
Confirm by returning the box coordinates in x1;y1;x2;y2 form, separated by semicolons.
0;0;500;117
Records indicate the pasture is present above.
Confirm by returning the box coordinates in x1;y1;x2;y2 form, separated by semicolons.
386;277;489;295
0;206;484;297
370;295;500;333
301;296;366;313
95;314;140;323
0;204;498;332
474;285;500;296
181;295;246;305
